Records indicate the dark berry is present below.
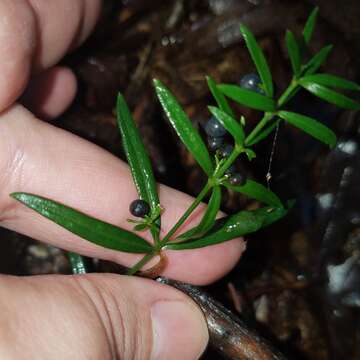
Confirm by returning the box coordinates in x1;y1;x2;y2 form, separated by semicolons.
240;73;265;95
205;117;227;137
224;164;236;176
219;144;234;158
207;136;224;151
129;199;150;218
229;173;247;186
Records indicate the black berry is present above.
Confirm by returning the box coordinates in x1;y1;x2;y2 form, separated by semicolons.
240;73;265;95
219;144;234;158
129;199;150;218
224;164;236;176
207;136;224;151
229;173;247;186
205;117;227;137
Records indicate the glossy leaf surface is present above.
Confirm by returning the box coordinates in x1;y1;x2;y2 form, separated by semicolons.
117;93;160;240
240;24;274;97
278;111;337;147
11;193;153;253
219;84;276;112
166;205;288;250
286;30;301;77
154;79;213;175
303;45;333;76
206;76;235;118
301;74;360;91
177;186;221;241
303;7;319;44
208;106;245;145
299;80;360;110
226;179;282;207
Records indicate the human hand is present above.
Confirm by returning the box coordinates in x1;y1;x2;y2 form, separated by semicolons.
0;1;245;359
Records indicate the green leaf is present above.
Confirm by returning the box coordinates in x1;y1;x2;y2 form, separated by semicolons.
208;106;245;146
240;24;274;97
219;84;276;112
299;80;360;110
225;179;282;207
153;79;214;175
165;205;289;250
206;76;235;118
302;45;333;76
246;119;280;146
303;6;319;45
245;148;256;161
177;186;221;241
286;30;301;77
116;93;160;241
301;74;360;91
278;110;337;147
11;193;153;254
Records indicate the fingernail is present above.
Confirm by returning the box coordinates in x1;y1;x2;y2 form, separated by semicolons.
151;300;208;360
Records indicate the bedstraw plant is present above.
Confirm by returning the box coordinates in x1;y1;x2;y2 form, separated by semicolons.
11;7;360;276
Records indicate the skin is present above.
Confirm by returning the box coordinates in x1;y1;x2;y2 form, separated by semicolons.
0;1;245;359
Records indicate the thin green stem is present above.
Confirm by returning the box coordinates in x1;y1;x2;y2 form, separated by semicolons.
245;79;301;146
277;79;298;107
245;112;273;146
127;252;156;276
67;252;88;274
216;146;243;179
159;182;212;247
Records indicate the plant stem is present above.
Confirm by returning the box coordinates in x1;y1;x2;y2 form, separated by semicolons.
277;79;298;107
216;146;243;179
245;112;273;146
67;252;88;274
159;182;212;246
245;79;300;146
127;252;156;275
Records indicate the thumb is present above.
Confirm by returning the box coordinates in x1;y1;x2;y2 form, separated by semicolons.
0;274;208;360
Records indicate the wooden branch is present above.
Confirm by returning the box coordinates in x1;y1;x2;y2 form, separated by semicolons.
157;277;286;360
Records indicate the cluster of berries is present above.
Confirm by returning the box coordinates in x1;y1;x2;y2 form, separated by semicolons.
204;73;263;186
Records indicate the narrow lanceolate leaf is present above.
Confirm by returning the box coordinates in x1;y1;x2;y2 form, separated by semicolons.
278;111;337;147
302;45;333;76
117;93;160;241
301;74;360;91
302;6;319;44
166;205;289;250
154;79;213;175
208;106;245;146
246;119;280;146
11;193;153;254
206;76;235;118
219;84;276;112
299;80;360;110
226;179;282;207
286;30;301;77
240;24;274;97
177;186;221;241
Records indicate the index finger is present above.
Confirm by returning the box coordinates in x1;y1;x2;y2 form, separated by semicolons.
0;0;102;112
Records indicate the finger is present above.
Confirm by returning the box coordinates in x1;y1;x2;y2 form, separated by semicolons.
0;0;101;111
27;0;102;69
0;105;245;285
0;273;208;359
21;66;77;120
